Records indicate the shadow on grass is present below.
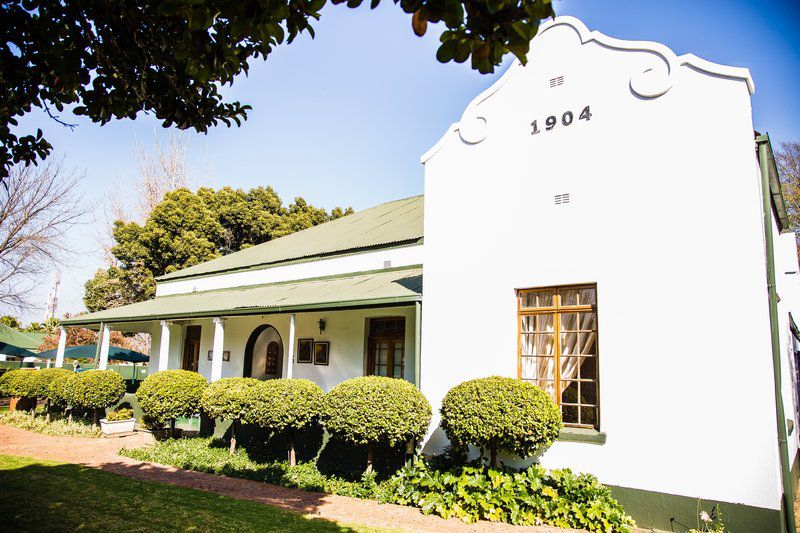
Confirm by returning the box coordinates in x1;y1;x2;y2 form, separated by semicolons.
0;455;365;532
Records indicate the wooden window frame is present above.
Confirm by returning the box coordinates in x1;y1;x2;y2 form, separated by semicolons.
366;317;406;379
517;284;600;430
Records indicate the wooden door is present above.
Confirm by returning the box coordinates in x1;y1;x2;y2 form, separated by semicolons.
182;325;201;372
266;341;280;376
367;318;405;379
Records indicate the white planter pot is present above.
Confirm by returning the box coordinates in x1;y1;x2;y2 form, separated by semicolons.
100;418;136;435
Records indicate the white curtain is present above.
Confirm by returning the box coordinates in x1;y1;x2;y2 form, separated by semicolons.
559;312;596;393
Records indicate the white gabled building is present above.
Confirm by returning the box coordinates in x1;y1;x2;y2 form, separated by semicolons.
61;17;799;532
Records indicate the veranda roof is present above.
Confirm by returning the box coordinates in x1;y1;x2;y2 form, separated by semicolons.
62;266;423;327
36;345;149;363
157;195;424;282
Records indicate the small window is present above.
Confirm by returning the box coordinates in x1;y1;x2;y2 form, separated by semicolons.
517;285;600;429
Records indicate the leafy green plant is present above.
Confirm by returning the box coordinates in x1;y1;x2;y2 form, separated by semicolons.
47;371;79;419
137;369;208;435
0;369;39;402
106;407;134;422
119;437;390;500
71;370;126;424
320;376;431;473
440;376;562;466
243;379;323;466
31;368;73;420
0;410;102;438
386;458;635;531
200;377;259;455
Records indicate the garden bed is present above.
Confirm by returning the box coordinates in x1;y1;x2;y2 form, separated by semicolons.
0;410;102;438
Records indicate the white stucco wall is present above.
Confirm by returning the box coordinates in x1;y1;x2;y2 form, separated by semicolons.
147;305;417;391
155;244;423;296
420;16;782;511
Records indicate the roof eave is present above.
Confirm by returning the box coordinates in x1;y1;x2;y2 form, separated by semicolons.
756;133;791;233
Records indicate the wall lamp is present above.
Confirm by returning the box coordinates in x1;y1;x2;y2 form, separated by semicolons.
318;318;326;334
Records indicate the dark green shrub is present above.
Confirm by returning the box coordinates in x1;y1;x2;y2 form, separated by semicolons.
200;377;259;455
71;370;126;424
386;458;635;531
243;379;323;466
320;376;431;472
137;369;208;434
440;376;562;465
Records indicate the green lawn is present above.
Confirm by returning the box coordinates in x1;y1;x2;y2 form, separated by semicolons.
0;454;388;532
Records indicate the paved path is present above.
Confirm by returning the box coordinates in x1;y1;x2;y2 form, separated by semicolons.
0;425;582;533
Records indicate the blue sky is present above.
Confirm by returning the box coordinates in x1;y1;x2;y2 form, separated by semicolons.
15;0;800;322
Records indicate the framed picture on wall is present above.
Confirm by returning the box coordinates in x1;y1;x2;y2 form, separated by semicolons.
314;341;330;366
207;350;231;362
297;338;313;363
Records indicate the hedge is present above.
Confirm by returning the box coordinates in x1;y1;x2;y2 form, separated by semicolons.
48;371;79;409
244;379;324;466
0;369;39;400
200;377;259;454
440;376;562;465
137;369;208;433
320;376;431;472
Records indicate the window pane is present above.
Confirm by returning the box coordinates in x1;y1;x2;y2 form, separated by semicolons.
560;357;580;381
562;405;579;424
561;381;578;404
580;406;597;426
534;379;556;399
561;313;578;331
579;357;597;380
560;332;577;355
521;356;555;381
393;365;403;378
521;290;554;308
580;381;597;405
578;331;597;355
522;333;553;356
560;289;578;306
521;315;553;333
578;312;597;331
578;288;597;306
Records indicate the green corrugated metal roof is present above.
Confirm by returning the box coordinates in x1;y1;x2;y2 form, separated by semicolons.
0;324;46;351
63;266;423;326
158;195;424;282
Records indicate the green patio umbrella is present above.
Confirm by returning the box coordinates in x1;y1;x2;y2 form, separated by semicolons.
0;342;37;358
36;345;149;363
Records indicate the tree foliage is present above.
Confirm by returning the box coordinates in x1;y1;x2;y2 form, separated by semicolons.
137;369;208;429
777;141;800;256
439;376;561;465
84;186;352;311
1;0;555;178
37;325;132;353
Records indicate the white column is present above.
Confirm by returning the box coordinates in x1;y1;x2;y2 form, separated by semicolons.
286;313;296;379
158;320;171;372
55;325;67;368
211;317;225;382
98;323;111;370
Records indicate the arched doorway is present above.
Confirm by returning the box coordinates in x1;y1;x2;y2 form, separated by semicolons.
243;325;283;379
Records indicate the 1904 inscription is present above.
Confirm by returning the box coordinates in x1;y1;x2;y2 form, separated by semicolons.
531;106;592;135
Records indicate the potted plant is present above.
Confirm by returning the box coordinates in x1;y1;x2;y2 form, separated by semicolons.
100;403;136;435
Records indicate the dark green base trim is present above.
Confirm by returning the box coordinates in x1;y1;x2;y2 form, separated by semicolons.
609;484;781;532
558;427;606;444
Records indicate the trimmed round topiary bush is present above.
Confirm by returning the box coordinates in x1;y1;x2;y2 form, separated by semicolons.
48;371;79;420
244;378;323;466
71;370;126;424
31;368;73;420
200;377;259;455
440;376;562;466
320;376;431;472
0;370;39;409
137;369;208;435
